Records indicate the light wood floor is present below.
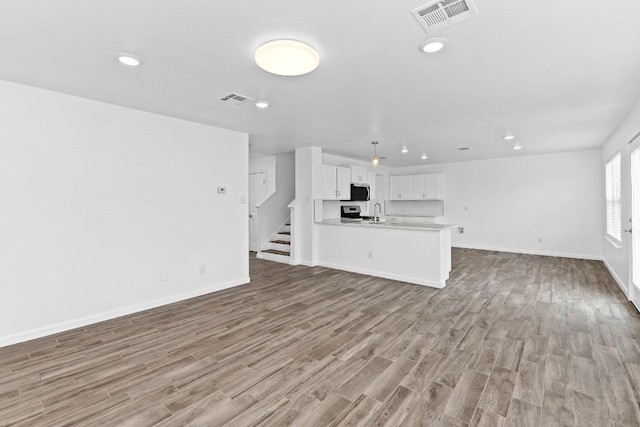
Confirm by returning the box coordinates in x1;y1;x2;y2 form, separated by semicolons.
2;249;640;426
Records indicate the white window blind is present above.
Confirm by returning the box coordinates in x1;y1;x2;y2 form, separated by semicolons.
605;153;622;241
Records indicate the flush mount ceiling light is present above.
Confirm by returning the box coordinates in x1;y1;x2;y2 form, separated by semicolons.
419;38;448;53
421;154;428;160
255;39;320;76
116;53;141;66
255;100;270;109
371;141;380;167
503;134;515;141
401;147;409;153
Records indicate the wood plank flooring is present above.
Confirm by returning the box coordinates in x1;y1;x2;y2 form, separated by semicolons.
2;249;640;426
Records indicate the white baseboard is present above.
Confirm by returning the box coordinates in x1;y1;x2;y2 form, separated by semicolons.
319;261;445;289
0;277;250;348
452;244;603;261
602;259;629;299
292;260;318;267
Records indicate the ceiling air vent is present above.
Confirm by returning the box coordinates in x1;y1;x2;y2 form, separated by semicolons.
411;0;478;34
220;93;254;106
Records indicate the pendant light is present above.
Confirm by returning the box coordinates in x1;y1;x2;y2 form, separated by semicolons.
371;141;380;167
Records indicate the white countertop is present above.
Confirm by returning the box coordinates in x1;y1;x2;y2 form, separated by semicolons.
318;218;457;231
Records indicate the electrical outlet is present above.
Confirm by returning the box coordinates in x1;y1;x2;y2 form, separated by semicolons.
458;227;464;234
199;264;207;275
368;251;374;259
160;270;169;282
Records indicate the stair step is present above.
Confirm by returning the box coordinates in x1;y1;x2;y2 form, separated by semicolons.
279;231;291;235
271;240;291;245
263;249;290;256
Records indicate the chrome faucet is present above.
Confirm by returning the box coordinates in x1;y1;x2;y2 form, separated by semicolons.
374;203;382;224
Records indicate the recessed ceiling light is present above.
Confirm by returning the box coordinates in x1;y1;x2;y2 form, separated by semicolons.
255;100;270;109
116;53;141;67
421;154;428;160
503;135;515;140
513;144;522;150
401;147;409;153
419;38;448;53
255;39;320;76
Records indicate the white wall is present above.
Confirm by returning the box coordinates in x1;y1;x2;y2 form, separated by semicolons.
251;152;295;248
0;81;249;346
395;150;603;259
601;96;640;297
293;147;322;265
249;156;276;202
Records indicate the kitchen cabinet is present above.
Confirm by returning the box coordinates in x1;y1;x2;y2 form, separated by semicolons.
416;174;443;199
392;174;443;200
350;165;367;184
412;174;442;200
337;166;351;199
322;165;351;200
427;174;444;199
390;175;412;200
322;165;337;199
411;175;427;200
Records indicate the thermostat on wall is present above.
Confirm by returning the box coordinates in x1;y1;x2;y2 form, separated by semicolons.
217;187;227;194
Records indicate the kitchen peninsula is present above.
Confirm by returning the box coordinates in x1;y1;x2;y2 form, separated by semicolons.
316;219;457;288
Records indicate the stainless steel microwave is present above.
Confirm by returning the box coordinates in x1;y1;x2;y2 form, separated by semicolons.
349;184;370;201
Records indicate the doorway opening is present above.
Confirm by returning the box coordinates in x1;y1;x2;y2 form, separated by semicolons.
249;172;266;252
629;131;640;310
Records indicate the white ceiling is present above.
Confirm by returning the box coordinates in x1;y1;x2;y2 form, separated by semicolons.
2;0;640;166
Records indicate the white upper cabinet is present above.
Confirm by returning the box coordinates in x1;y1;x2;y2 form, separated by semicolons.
392;174;443;200
336;166;351;200
323;165;351;200
401;176;412;199
411;174;428;200
322;165;338;200
389;176;401;200
425;174;443;199
350;165;367;184
390;175;412;200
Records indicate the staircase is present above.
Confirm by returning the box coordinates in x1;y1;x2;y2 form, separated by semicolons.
260;220;291;264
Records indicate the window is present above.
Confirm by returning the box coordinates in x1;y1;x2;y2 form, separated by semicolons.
606;153;622;241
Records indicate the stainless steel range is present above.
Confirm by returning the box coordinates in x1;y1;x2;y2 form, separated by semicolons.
340;205;364;223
